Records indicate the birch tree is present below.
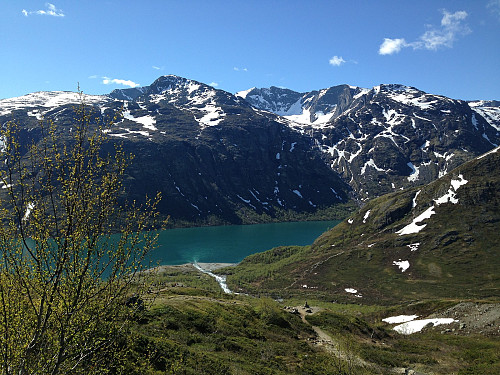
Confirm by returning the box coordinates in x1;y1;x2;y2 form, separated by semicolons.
0;95;161;374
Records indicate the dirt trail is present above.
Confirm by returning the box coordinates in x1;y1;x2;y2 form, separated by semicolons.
292;306;369;368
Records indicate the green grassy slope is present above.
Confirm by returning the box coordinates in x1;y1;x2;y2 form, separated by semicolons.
109;267;500;374
224;148;500;304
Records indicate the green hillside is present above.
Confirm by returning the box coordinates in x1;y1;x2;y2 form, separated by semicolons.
224;148;500;304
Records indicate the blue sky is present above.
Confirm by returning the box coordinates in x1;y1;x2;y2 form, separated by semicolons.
1;1;499;100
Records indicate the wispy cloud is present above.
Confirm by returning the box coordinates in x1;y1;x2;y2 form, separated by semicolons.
209;82;219;87
233;67;248;72
22;3;65;17
487;0;500;20
102;77;140;88
152;66;162;70
88;75;98;79
329;56;346;66
379;9;470;55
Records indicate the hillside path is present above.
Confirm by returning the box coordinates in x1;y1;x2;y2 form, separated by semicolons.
294;306;369;368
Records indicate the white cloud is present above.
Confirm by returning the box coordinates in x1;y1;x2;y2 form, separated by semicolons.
233;67;248;72
102;77;140;88
22;3;65;17
418;10;470;50
488;0;500;19
329;56;346;66
209;82;219;87
379;38;408;55
441;10;468;27
379;10;470;55
152;66;162;70
88;75;98;79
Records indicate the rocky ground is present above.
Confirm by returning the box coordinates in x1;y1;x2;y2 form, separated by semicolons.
429;302;500;336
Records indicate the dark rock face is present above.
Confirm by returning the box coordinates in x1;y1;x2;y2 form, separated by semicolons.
117;109;349;224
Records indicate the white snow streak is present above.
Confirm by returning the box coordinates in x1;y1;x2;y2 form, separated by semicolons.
363;210;371;223
383;315;418;324
397;174;468;236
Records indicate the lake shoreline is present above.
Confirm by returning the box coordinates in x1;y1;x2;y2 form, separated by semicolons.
143;220;341;266
143;262;237;274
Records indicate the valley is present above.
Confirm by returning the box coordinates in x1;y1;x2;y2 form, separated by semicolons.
0;76;498;374
3;1;499;373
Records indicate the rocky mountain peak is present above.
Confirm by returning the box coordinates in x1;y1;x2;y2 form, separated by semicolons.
239;84;367;125
148;75;206;95
236;86;303;116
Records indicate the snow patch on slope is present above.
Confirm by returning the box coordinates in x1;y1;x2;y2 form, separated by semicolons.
394;318;457;335
470;104;500;131
235;87;255;99
393;260;410;272
123;110;157;131
385;85;439;110
383;315;418;324
397;174;468;236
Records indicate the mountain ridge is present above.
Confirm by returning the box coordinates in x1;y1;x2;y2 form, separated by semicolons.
1;75;498;226
0;75;352;226
241;81;499;200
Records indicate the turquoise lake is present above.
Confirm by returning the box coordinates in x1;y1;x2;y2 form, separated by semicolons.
148;220;340;265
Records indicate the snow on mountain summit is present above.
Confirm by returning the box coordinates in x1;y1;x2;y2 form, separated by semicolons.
111;75;250;129
1;75;498;207
0;91;111;117
146;75;246;128
239;85;366;126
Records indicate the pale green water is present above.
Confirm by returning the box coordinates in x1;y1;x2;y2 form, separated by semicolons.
149;220;340;265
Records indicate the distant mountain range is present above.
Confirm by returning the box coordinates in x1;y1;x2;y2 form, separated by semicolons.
1;75;498;225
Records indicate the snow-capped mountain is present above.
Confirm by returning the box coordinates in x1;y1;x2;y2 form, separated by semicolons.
0;91;112;118
0;76;349;226
237;85;366;125
111;75;252;129
1;75;498;224
240;83;500;200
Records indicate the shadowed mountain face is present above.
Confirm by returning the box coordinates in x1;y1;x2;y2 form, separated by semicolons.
226;147;500;303
0;75;498;225
0;76;350;226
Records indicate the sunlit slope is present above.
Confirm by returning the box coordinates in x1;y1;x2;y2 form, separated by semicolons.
226;147;500;303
